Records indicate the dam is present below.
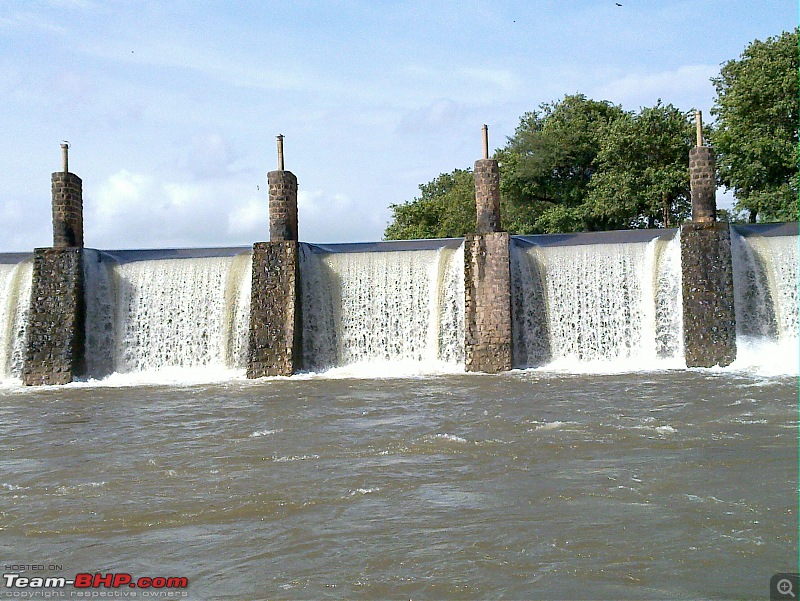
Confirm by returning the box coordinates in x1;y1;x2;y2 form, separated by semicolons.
0;135;797;384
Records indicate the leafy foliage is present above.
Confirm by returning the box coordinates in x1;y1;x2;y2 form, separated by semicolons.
498;94;628;232
588;101;694;229
384;169;476;240
709;28;799;223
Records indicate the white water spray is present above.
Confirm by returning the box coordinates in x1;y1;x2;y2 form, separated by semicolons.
730;232;798;374
300;245;464;371
87;254;252;375
512;233;683;368
0;261;32;379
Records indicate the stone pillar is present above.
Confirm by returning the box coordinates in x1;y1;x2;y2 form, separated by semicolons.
465;232;513;373
51;143;84;248
247;137;302;378
22;247;85;385
465;126;512;372
247;241;302;378
23;145;87;385
680;223;736;367
268;170;298;242
680;114;736;367
474;159;501;234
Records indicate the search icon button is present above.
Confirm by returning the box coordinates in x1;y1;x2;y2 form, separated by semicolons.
772;573;799;600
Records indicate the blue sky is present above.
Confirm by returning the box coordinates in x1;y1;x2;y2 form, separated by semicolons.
0;0;795;250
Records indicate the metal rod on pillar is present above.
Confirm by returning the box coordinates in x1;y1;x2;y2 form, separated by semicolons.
277;134;285;171
61;142;69;173
482;124;489;160
695;110;703;147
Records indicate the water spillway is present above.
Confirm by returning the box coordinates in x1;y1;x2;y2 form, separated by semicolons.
300;240;465;372
0;257;33;380
511;230;684;368
0;225;797;382
731;225;799;347
83;249;252;378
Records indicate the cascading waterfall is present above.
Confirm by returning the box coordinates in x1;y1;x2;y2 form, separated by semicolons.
300;244;464;371
84;253;253;375
512;233;683;367
0;260;33;379
0;226;795;382
731;232;798;343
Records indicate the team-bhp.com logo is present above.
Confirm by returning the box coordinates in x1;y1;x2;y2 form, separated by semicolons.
4;573;188;590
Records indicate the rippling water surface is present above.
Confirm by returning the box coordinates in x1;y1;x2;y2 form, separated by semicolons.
0;370;796;599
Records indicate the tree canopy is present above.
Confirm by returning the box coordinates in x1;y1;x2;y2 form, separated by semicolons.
497;94;628;233
709;28;799;223
384;29;798;240
384;169;476;240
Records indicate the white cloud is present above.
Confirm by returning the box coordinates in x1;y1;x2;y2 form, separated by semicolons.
86;169;268;249
593;65;718;111
227;199;268;239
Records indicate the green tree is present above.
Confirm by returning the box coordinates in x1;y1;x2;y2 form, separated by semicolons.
709;29;799;223
498;94;628;232
588;101;694;228
384;168;475;240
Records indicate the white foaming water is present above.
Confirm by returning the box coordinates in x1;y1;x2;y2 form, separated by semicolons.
512;234;683;369
300;244;465;371
730;233;799;375
0;261;32;380
88;254;252;375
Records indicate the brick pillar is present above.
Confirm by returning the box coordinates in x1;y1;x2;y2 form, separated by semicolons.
680;136;736;367
247;241;302;378
474;159;501;234
51;167;84;248
22;247;85;385
689;146;716;223
268;170;298;242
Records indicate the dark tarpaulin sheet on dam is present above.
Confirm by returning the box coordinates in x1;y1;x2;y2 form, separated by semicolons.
732;222;798;237
0;252;33;264
305;238;463;254
94;247;252;264
512;228;678;248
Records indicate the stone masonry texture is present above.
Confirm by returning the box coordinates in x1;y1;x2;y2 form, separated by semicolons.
465;232;512;373
247;241;302;378
680;223;736;367
22;247;85;385
51;172;83;248
474;159;501;234
268;170;298;242
689;147;716;223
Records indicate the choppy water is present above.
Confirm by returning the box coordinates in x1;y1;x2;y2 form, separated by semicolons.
0;370;796;599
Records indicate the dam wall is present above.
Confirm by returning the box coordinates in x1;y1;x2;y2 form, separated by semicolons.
3;132;797;383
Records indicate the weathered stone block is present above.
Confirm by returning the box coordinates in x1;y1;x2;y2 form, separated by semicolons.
51;171;83;248
474;159;501;234
268;171;298;242
465;232;512;373
22;248;85;385
690;147;716;223
681;222;736;367
247;241;302;377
